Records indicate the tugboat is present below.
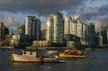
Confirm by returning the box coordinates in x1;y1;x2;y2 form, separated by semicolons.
12;50;40;62
11;49;66;63
59;49;85;58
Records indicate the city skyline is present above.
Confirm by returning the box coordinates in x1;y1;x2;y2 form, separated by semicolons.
0;12;107;48
0;0;108;33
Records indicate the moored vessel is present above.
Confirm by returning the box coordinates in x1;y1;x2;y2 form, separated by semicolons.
59;49;85;58
11;50;66;63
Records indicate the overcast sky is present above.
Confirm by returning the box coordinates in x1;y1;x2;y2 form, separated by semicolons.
0;0;108;32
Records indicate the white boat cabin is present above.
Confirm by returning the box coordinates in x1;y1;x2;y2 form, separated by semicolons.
22;50;37;58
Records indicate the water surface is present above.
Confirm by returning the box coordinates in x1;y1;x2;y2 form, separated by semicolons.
0;48;108;71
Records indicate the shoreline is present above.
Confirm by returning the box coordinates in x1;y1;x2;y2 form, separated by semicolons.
0;46;108;51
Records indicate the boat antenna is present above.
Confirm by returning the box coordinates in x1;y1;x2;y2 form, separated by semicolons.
36;16;39;58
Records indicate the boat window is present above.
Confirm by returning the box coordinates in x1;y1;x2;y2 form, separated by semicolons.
30;52;32;55
24;51;26;54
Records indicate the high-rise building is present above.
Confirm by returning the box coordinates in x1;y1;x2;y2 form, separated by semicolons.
76;19;83;38
46;12;64;45
71;16;83;38
83;24;88;40
25;16;41;40
17;24;25;35
98;32;103;47
71;16;78;36
64;16;72;34
0;22;9;41
106;25;108;47
84;22;96;46
46;18;51;42
96;25;108;48
100;25;108;47
41;29;46;40
25;16;34;35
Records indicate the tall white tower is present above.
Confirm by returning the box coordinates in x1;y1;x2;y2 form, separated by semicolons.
46;12;64;44
25;16;35;35
64;16;72;34
71;16;83;38
77;19;83;38
25;16;41;40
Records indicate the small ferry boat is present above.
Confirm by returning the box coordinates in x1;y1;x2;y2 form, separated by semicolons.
59;49;85;58
11;50;65;63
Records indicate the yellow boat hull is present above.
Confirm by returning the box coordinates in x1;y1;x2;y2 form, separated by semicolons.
59;53;85;58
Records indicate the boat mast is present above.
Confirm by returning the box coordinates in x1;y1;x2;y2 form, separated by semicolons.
36;20;38;58
36;14;40;57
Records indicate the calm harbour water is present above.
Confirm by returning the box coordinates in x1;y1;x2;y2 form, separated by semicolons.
0;48;108;71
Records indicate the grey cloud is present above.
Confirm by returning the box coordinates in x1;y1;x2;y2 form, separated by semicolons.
0;0;108;32
0;17;15;26
79;5;108;31
8;22;19;33
95;15;108;32
80;5;108;20
4;17;14;26
0;16;18;33
80;8;98;15
79;7;99;21
0;0;85;15
97;14;108;26
98;5;108;15
93;5;108;29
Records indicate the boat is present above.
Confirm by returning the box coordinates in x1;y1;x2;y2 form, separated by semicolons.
59;49;85;58
12;53;40;62
59;53;85;58
11;50;65;63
